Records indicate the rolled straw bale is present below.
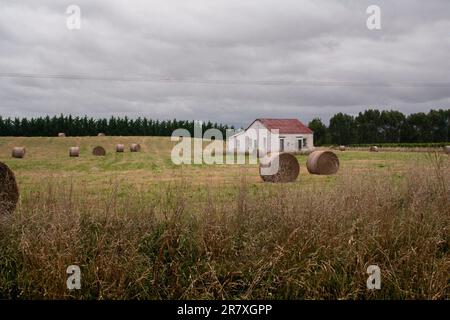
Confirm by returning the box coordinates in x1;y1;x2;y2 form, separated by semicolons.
92;146;106;156
58;133;66;137
306;150;339;175
259;152;300;183
98;133;106;137
370;146;379;152
116;144;125;153
0;162;19;215
130;143;141;152
69;147;80;157
339;145;346;151
444;146;450;154
11;147;25;159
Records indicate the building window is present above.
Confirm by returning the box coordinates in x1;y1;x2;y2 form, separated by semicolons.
280;138;285;152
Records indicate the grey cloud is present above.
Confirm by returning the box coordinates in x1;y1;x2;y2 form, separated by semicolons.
0;0;449;127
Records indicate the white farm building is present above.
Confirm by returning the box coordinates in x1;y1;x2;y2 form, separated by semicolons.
227;118;314;154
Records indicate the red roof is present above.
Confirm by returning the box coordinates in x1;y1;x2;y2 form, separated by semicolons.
252;118;313;134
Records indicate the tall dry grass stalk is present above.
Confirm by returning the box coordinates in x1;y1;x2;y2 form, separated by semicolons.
0;159;448;299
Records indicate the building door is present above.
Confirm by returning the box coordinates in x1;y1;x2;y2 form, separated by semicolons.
298;139;303;150
280;138;285;152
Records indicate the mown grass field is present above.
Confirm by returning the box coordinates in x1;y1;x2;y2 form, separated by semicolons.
0;136;449;299
0;136;440;192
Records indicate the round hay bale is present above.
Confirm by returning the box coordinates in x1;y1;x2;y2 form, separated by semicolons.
370;146;379;152
444;146;450;154
0;162;19;215
92;146;106;156
58;133;66;137
130;143;141;152
259;152;300;183
98;133;106;137
69;147;80;157
11;147;25;159
116;144;125;153
306;150;339;175
339;145;346;151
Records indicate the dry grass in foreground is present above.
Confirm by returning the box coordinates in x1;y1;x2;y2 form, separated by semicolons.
0;155;449;299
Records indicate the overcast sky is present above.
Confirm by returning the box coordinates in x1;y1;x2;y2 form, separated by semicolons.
0;0;449;127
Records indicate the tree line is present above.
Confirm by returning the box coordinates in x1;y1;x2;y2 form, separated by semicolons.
0;109;448;144
308;109;449;146
0;115;232;137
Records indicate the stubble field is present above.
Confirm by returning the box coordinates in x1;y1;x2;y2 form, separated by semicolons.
0;136;448;299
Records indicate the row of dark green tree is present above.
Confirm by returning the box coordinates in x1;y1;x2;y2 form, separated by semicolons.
0;109;448;144
0;115;232;137
308;109;449;146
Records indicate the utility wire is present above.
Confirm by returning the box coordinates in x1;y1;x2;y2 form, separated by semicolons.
1;72;450;87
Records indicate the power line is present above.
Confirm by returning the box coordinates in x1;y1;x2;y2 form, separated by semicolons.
0;72;450;87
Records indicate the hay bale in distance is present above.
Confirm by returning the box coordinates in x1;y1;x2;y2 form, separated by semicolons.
116;144;125;153
259;152;300;183
11;147;25;159
339;145;346;151
0;162;19;215
130;143;141;152
98;133;106;137
69;147;80;157
306;150;339;175
370;146;379;152
444;146;450;154
92;146;106;156
58;133;66;137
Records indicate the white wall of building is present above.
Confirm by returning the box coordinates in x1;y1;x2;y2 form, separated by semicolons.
226;120;314;154
277;133;314;152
